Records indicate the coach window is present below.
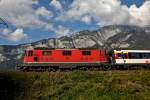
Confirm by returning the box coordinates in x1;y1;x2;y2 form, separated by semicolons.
128;53;140;59
147;53;150;58
142;53;150;59
28;51;33;56
43;51;52;56
148;53;150;58
82;51;91;56
63;51;72;56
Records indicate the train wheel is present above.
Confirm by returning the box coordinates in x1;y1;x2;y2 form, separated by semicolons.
103;65;111;70
123;65;129;70
56;69;61;72
48;67;55;72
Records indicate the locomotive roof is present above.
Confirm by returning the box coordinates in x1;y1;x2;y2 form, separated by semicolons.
33;47;105;50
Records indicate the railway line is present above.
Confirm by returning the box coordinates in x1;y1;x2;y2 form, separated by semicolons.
17;48;150;72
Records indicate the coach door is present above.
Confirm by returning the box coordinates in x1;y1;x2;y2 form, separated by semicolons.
116;52;128;64
122;52;128;64
34;56;39;62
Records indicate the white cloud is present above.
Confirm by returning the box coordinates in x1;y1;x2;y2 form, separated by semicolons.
0;0;68;41
0;28;28;42
53;25;71;37
129;1;150;26
36;7;53;19
50;0;62;10
0;0;54;30
57;0;150;26
81;15;92;24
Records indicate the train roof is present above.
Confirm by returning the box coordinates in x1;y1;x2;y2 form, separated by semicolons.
114;50;150;53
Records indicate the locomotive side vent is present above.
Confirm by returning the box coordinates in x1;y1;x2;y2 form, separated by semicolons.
63;51;72;56
82;51;91;56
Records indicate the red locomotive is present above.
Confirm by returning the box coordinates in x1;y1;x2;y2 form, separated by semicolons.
17;48;150;71
18;48;109;71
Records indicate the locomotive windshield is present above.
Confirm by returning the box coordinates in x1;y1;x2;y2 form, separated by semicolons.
24;50;33;56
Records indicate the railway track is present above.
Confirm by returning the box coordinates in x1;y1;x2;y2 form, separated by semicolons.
17;65;150;72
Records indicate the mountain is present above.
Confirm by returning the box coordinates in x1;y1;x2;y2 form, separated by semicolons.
0;25;150;70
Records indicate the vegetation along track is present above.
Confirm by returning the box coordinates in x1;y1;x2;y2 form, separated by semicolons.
0;70;150;100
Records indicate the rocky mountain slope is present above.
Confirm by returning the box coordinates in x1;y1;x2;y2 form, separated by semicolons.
0;25;150;70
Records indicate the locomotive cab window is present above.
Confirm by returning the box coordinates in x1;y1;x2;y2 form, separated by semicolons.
43;51;52;56
82;51;91;56
63;51;72;56
24;51;27;56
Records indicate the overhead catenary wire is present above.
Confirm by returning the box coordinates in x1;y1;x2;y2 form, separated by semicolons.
0;17;8;28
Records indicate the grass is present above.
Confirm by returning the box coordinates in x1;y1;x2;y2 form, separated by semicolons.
0;70;150;100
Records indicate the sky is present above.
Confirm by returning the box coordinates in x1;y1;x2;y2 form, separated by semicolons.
0;0;149;45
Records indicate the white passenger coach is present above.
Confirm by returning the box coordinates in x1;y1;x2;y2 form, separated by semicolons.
114;50;150;64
